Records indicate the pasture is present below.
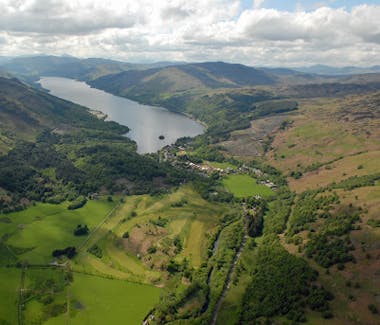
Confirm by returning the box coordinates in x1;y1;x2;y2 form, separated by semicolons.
45;273;161;325
0;184;238;324
222;174;274;198
0;199;116;264
0;267;20;325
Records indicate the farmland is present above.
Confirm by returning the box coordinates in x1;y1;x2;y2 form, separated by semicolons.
0;185;239;324
0;267;20;325
1;199;116;265
44;273;161;325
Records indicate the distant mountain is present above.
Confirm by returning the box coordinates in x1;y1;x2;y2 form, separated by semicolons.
90;61;278;97
0;56;189;83
0;55;136;82
0;56;11;64
294;64;380;76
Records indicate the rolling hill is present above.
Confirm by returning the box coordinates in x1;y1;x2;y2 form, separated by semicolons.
0;56;189;84
0;55;134;82
88;62;280;102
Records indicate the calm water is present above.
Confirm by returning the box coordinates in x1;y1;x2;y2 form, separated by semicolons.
38;77;204;153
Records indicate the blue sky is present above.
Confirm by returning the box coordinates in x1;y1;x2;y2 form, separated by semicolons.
241;0;380;11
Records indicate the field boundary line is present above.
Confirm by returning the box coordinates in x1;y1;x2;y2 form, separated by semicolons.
17;266;26;325
77;202;121;253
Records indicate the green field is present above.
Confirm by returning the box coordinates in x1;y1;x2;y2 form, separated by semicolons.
22;268;68;324
0;199;116;264
206;161;237;170
0;267;20;324
46;273;160;325
222;174;274;198
0;185;239;324
215;237;256;325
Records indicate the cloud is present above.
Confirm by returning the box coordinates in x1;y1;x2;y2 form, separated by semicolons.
0;0;139;34
0;0;379;67
253;0;265;10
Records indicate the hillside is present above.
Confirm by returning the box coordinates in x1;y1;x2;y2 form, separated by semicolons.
0;57;379;325
90;61;278;95
0;76;128;145
89;62;304;142
89;61;380;324
215;83;380;325
0;75;193;214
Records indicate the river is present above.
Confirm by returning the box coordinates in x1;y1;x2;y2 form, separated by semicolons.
38;77;205;153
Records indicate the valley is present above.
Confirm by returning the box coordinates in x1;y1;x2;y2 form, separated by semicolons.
38;77;204;154
0;56;379;325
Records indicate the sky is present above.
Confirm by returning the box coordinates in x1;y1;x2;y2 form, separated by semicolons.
0;0;379;67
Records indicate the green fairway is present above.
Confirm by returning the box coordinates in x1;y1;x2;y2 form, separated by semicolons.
0;199;116;264
222;174;274;198
0;267;20;325
46;273;160;325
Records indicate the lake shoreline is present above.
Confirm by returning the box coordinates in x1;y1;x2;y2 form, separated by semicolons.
38;77;205;153
84;80;209;130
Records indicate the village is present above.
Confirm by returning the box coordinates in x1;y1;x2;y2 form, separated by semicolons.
160;144;277;191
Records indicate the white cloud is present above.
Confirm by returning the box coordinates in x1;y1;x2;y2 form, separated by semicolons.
0;0;379;67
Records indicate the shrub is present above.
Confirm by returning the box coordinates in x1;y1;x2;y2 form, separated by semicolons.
322;310;334;319
88;244;102;258
52;247;77;259
368;304;378;314
148;246;157;254
73;224;89;236
167;260;181;274
68;197;87;210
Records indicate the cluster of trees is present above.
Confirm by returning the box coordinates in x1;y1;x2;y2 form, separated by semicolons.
73;224;89;236
240;236;333;323
305;206;359;268
333;173;380;190
150;217;169;227
263;189;294;235
0;139;86;212
245;197;266;237
88;244;102;258
193;175;234;203
286;191;339;236
68;196;87;210
0;124;196;212
305;235;355;268
52;246;77;259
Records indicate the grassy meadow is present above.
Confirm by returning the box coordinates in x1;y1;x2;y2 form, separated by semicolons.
1;199;116;264
222;174;274;198
0;267;20;325
43;273;160;325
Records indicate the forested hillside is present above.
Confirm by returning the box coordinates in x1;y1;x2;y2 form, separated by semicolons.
0;76;192;213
